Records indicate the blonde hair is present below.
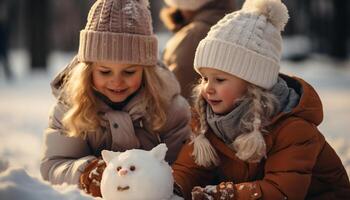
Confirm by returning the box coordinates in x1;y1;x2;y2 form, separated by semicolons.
192;81;279;166
61;62;168;137
142;67;168;132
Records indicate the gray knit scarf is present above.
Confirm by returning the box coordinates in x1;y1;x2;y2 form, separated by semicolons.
207;77;300;144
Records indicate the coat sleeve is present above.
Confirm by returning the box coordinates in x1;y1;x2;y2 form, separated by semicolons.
233;119;325;200
160;95;192;164
172;142;216;200
40;101;96;185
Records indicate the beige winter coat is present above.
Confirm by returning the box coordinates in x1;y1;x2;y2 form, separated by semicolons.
161;0;235;100
40;58;191;185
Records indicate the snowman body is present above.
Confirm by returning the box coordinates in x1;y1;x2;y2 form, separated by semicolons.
101;144;183;200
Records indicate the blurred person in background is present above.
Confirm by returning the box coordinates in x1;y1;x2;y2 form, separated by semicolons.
160;0;236;102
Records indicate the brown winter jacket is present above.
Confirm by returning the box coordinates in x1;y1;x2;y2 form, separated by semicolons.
173;75;350;200
161;0;235;100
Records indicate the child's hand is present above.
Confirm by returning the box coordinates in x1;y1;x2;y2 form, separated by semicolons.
191;182;236;200
79;158;106;197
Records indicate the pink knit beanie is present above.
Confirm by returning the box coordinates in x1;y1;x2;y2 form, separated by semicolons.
78;0;158;66
194;0;289;89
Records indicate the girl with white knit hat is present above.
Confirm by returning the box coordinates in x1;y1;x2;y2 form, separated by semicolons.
172;0;350;199
40;0;191;197
160;0;235;101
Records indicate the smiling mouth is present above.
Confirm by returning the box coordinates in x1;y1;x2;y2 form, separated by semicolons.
208;99;221;105
117;186;130;191
109;88;127;93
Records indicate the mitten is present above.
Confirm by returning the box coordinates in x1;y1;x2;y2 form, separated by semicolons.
79;158;106;197
192;182;236;200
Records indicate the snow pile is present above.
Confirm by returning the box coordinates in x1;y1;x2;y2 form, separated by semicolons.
0;165;94;200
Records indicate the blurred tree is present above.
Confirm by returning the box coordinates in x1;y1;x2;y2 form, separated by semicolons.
150;1;165;32
50;0;93;51
25;0;50;70
283;0;308;36
0;0;13;79
308;0;349;61
275;0;349;62
329;0;349;60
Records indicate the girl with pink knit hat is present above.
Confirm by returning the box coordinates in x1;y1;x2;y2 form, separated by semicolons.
172;0;350;199
40;0;191;197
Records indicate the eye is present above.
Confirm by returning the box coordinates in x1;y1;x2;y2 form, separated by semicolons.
116;166;122;171
216;78;225;82
124;70;136;76
99;70;111;75
129;165;136;171
125;70;135;74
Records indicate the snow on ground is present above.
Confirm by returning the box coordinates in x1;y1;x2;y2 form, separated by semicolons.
0;167;94;200
0;34;350;198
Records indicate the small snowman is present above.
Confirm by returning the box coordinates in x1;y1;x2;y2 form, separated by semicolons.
100;144;183;200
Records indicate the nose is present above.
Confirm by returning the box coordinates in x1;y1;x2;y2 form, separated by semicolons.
118;169;128;176
110;75;124;86
203;82;215;94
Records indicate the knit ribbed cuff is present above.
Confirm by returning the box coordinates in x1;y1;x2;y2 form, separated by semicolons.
194;39;279;89
78;30;158;66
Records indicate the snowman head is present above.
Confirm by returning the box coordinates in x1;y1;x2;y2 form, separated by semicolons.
100;144;174;200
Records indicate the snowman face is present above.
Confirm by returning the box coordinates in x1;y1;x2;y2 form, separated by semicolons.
113;161;136;192
101;144;173;200
102;152;143;197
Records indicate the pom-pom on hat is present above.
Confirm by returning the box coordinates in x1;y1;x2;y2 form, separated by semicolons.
194;0;289;89
78;0;158;66
164;0;213;11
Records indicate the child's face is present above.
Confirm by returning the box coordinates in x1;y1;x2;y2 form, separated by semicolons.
199;68;248;114
92;62;143;103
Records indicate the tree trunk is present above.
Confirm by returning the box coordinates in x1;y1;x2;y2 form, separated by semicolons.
25;0;49;70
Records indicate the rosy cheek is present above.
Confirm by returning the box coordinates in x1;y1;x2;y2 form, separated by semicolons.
130;75;143;88
200;90;207;99
92;75;99;88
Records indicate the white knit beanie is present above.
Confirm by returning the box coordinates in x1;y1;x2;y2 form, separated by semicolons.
164;0;213;11
194;0;289;89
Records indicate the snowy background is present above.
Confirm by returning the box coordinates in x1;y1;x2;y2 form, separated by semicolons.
0;34;350;199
